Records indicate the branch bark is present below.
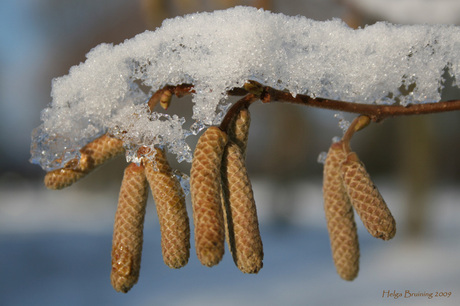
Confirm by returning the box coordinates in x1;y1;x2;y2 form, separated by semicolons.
259;84;460;122
153;81;460;122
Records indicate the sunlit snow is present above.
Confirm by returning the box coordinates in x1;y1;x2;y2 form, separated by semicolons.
30;6;460;171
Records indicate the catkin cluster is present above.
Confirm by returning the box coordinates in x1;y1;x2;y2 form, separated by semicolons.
323;140;396;281
190;108;263;273
111;147;190;292
41;88;400;291
43;134;190;293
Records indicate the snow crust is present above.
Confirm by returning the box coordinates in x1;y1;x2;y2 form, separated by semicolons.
30;6;460;171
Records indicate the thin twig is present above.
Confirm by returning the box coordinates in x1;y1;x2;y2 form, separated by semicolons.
342;115;371;153
220;94;258;132
262;85;460;122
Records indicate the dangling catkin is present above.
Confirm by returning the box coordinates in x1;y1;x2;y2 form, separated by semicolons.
111;163;148;293
144;148;190;269
44;134;124;189
221;141;263;273
227;107;251;155
222;107;251;253
323;142;360;281
341;152;396;240
190;127;228;267
222;107;263;272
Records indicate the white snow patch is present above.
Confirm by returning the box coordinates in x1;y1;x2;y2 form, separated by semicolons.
29;6;460;171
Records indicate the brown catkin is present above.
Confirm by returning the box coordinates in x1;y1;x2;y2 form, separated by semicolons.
111;163;148;293
227;108;251;155
144;148;190;269
44;134;124;189
221;141;263;273
323;142;360;281
222;107;251;258
341;152;396;240
44;167;87;190
190;127;228;267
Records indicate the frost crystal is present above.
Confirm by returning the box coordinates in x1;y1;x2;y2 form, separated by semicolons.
30;6;460;171
317;151;328;165
334;113;351;135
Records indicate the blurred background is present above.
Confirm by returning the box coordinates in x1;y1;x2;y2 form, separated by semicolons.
1;0;460;305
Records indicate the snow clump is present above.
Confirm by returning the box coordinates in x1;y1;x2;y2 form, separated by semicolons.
30;6;460;171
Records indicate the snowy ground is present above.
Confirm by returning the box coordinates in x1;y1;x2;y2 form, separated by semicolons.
1;179;459;306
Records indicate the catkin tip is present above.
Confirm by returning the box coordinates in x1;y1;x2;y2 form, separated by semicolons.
44;168;86;189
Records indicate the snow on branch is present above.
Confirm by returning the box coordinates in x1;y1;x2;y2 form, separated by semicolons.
30;6;460;171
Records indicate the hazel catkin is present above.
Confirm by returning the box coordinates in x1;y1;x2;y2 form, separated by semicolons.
190;126;228;267
44;134;124;189
111;163;148;293
227;107;251;155
144;148;190;269
221;141;263;273
323;142;360;281
221;106;253;260
44;167;87;190
341;152;396;240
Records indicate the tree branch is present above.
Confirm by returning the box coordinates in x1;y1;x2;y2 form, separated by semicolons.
152;81;460;122
260;85;460;122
